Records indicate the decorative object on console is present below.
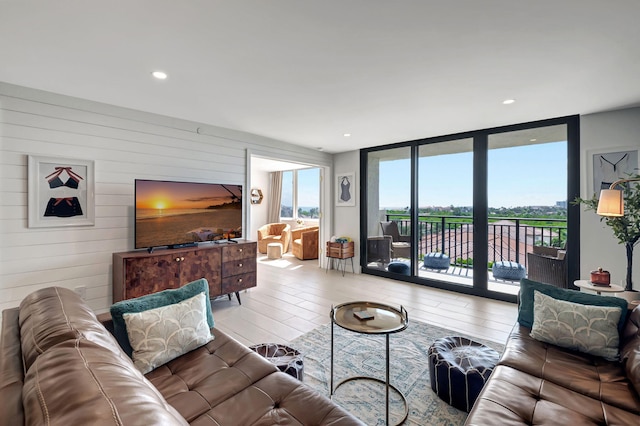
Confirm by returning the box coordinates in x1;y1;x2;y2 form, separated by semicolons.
28;155;95;228
576;173;640;291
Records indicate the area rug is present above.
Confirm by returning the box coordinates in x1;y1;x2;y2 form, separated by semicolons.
290;320;505;426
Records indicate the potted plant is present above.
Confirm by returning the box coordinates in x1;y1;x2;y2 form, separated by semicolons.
575;173;640;292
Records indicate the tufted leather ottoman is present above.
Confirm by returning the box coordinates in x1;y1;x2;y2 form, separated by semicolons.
428;336;499;412
249;343;304;381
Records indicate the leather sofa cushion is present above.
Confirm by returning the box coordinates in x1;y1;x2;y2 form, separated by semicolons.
466;365;640;425
0;309;24;426
22;340;187;426
18;287;120;370
148;328;361;425
500;324;640;414
621;307;640;395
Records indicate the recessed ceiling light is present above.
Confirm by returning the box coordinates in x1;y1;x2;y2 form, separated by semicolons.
151;71;168;80
343;133;351;137
502;99;515;105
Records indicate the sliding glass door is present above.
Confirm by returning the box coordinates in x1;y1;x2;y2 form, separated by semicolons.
417;138;474;287
363;147;413;276
487;126;568;296
360;117;579;302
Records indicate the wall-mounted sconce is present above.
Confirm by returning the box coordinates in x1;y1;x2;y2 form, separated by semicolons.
250;188;263;204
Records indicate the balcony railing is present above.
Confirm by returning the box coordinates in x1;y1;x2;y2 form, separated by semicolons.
385;213;566;269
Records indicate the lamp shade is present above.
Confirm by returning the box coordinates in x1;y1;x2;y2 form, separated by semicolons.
597;189;624;216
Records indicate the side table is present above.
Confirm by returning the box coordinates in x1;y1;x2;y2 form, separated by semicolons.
574;279;624;296
326;241;354;276
330;301;409;426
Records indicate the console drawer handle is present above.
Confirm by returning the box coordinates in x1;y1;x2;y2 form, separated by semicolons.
238;278;243;283
238;263;243;267
239;248;243;252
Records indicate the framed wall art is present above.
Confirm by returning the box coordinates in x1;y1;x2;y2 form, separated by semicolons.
336;172;355;207
28;155;95;228
588;147;638;197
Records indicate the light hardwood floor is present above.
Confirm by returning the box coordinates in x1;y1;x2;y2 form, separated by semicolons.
212;252;518;347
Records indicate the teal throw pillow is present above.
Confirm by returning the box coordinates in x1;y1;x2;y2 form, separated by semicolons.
110;278;214;357
530;291;621;360
518;278;628;332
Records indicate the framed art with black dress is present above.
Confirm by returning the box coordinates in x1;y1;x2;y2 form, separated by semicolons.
590;149;638;197
28;155;95;228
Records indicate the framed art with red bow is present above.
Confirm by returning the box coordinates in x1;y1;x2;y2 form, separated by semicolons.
28;155;95;228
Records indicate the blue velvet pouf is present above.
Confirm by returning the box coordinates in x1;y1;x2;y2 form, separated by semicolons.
423;253;450;270
388;261;410;275
492;261;526;281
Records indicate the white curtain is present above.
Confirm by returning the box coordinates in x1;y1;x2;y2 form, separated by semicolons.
267;171;283;223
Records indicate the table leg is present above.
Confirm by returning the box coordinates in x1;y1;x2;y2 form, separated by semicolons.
386;333;390;425
330;316;334;397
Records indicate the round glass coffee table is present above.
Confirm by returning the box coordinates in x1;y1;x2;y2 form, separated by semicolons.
330;301;409;426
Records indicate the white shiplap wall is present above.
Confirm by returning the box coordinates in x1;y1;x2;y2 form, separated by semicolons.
0;82;333;317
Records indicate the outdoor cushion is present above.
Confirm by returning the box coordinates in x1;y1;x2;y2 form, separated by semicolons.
492;261;526;280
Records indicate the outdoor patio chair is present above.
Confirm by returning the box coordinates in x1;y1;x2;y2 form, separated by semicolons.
527;245;567;288
380;221;411;259
366;236;392;265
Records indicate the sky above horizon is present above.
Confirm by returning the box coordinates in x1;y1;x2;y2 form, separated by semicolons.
379;141;567;208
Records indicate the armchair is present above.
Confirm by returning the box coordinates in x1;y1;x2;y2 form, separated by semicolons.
257;223;291;253
291;226;319;260
380;221;411;259
526;245;567;288
366;236;392;265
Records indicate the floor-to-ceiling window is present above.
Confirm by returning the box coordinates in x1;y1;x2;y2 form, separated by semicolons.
360;117;579;302
280;168;320;222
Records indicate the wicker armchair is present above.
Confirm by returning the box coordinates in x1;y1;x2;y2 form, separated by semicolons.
380;221;411;259
366;236;392;265
526;245;567;288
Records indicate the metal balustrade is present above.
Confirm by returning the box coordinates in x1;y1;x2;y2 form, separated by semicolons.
383;214;566;270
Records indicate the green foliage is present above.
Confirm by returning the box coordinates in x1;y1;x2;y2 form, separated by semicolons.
574;175;640;248
574;174;640;291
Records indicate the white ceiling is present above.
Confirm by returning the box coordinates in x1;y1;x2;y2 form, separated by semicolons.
2;1;639;153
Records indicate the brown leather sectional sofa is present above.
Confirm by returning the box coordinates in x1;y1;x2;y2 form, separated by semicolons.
465;306;640;425
0;287;364;425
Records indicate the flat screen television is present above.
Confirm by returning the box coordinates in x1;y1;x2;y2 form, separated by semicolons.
134;179;243;250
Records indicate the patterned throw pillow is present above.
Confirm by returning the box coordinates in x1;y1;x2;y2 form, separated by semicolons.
530;290;622;361
124;292;214;374
110;278;214;357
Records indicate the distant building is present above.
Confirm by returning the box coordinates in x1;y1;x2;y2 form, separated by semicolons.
556;201;567;208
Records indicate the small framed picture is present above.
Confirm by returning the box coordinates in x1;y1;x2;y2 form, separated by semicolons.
28;155;95;228
336;172;355;207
